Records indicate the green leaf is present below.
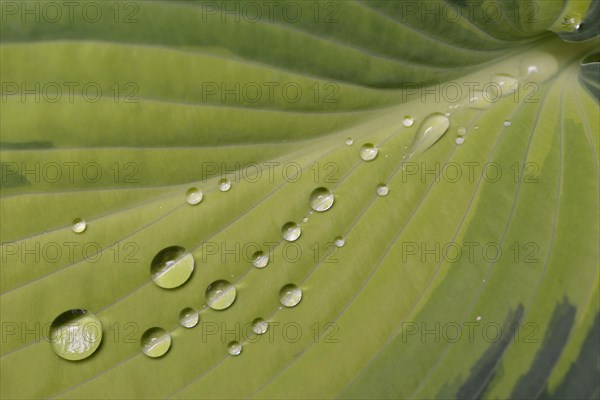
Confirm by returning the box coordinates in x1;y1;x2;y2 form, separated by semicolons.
1;1;598;399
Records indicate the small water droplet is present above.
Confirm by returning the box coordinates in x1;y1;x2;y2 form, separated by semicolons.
281;222;301;242
376;184;389;197
519;52;558;82
457;127;467;136
279;284;302;308
444;112;451;117
72;218;86;234
409;113;450;155
359;143;378;161
474;125;479;130
252;251;269;268
503;120;512;127
562;14;581;31
302;217;309;223
218;178;231;192
345;137;354;145
185;188;203;205
206;280;236;310
402;115;414;127
228;341;242;356
334;236;346;247
455;137;465;145
140;327;171;358
251;318;269;335
309;187;334;212
49;309;102;361
150;246;194;289
476;316;482;321
179;307;199;328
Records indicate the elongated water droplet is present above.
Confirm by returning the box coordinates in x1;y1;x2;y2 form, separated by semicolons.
279;284;302;308
179;307;199;328
150;246;194;289
218;178;231;192
562;14;581;31
402;115;414;127
49;309;102;361
519;52;558;82
345;137;354;145
186;188;203;205
359;143;378;161
140;327;171;358
334;236;346;247
409;113;450;155
72;218;86;234
206;280;236;310
228;341;242;356
376;184;389;197
252;251;269;268
455;137;465;145
281;222;301;242
490;73;519;97
309;187;334;212
252;318;269;335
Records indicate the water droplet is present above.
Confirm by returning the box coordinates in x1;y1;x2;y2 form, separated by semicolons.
281;222;301;242
140;327;171;358
279;284;302;308
444;112;451;117
457;127;467;136
455;137;465;145
474;125;479;130
72;218;86;234
218;178;231;192
252;251;269;268
302;217;309;223
376;184;389;197
490;74;519;97
150;246;194;289
251;318;269;335
228;341;242;356
409;113;450;155
402;115;414;127
359;143;378;161
468;91;492;110
185;188;203;205
334;236;346;247
179;307;199;328
206;280;236;310
49;309;102;361
503;120;512;127
309;187;334;212
519;52;558;82
562;14;581;31
476;315;482;321
345;137;354;145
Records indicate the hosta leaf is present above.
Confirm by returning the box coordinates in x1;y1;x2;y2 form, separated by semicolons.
1;1;598;399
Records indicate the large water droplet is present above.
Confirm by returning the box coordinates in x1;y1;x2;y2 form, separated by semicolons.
179;307;199;328
218;178;231;192
206;280;236;310
72;218;86;234
359;144;378;161
309;187;334;212
409;113;450;155
279;284;302;308
228;341;242;356
186;188;203;205
49;309;102;361
140;327;171;358
150;246;194;289
402;115;414;127
519;52;558;82
334;236;346;247
281;222;301;242
252;251;269;268
376;184;389;197
252;318;269;335
562;14;581;31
